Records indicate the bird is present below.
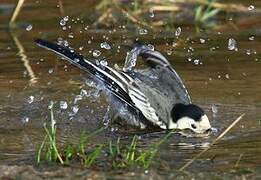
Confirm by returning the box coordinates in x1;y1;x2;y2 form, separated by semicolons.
35;39;212;134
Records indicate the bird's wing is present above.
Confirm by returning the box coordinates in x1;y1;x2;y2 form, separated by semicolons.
124;43;191;103
119;72;167;129
35;39;166;128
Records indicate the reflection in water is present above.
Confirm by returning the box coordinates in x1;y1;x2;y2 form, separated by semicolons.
9;0;25;25
10;31;37;85
58;0;65;16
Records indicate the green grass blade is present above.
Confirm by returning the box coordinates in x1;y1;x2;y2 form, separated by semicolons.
84;144;103;167
36;135;47;164
43;123;64;164
201;8;219;22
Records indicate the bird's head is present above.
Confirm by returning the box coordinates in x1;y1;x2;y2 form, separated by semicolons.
170;103;211;134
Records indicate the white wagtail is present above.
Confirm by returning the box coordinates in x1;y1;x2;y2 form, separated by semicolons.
35;39;212;134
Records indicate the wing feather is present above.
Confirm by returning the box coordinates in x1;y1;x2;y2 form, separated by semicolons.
35;39;166;128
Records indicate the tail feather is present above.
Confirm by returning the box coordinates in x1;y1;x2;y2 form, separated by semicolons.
34;39;137;109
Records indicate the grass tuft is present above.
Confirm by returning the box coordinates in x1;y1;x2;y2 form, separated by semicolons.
36;102;175;169
36;102;104;167
36;101;64;164
108;130;175;168
195;0;220;27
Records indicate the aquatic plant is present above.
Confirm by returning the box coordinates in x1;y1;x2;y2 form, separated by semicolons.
36;101;64;164
36;102;104;167
36;101;175;169
194;0;220;27
108;130;174;168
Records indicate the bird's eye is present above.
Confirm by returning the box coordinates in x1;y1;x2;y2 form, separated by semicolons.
191;124;197;129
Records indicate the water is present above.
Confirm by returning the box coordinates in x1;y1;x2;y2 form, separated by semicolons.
0;0;261;178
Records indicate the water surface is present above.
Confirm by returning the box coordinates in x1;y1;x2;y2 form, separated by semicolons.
0;0;260;178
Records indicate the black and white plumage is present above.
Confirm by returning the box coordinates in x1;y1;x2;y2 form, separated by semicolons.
35;39;212;133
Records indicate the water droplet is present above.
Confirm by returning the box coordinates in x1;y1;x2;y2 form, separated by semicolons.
60;19;66;26
21;116;29;123
175;27;181;37
211;104;218;114
23;70;28;77
139;28;148;35
48;68;54;74
74;58;80;63
79;46;84;51
60;101;68;110
26;24;33;31
200;38;206;44
93;50;101;57
100;60;108;66
166;49;172;55
60;16;69;26
64;16;69;21
248;5;255;11
100;42;111;50
228;38;237;51
211;127;218;133
188;46;194;52
248;36;255;41
72;105;79;114
147;44;154;50
80;89;88;96
63;40;69;47
68;32;74;38
225;74;230;79
193;59;200;65
27;96;34;104
246;49;251;55
172;42;177;47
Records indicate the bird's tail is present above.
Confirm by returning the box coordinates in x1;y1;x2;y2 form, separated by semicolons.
35;39;103;78
34;39;134;107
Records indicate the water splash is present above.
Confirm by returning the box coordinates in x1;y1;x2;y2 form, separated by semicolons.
26;24;33;31
60;101;68;110
60;16;69;26
139;28;148;35
248;5;255;11
93;50;101;57
211;104;218;115
200;38;206;44
21;116;29;123
175;27;181;37
228;38;237;51
27;96;34;104
100;42;111;50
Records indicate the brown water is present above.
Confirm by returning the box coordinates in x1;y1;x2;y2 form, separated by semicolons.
0;0;261;179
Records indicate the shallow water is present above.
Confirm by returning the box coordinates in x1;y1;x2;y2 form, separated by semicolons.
0;0;261;178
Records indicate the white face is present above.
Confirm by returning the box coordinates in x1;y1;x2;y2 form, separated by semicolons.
176;115;211;134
